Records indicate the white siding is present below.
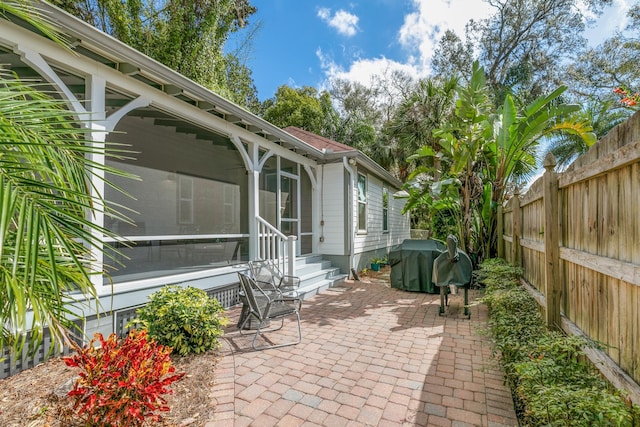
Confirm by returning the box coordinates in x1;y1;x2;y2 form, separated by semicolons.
353;172;410;257
317;163;346;255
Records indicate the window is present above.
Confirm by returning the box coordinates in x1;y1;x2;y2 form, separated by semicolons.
357;173;367;232
103;115;249;283
382;186;389;232
223;183;238;231
178;175;194;224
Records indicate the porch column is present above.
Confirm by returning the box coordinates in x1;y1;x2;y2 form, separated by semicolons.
247;141;260;261
86;75;108;291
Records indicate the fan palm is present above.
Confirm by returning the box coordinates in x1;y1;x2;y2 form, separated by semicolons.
544;99;627;169
0;2;131;358
384;76;458;181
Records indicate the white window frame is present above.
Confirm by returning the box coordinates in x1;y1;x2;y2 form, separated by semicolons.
178;175;194;224
382;186;389;233
357;173;367;232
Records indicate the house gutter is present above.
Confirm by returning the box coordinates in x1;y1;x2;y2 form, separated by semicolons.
343;156;356;277
326;151;403;189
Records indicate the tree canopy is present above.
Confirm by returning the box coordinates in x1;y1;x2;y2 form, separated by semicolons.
432;0;614;103
261;85;339;137
52;0;259;110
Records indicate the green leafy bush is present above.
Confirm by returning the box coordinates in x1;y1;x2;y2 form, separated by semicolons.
479;259;637;426
64;330;184;427
136;285;229;356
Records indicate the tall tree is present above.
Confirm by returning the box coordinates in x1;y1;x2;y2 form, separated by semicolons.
52;0;259;109
328;79;382;159
328;70;419;170
432;0;612;103
431;29;474;83
564;4;640;106
261;85;339;136
384;76;458;182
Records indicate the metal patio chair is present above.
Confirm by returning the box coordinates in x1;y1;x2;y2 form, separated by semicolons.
237;272;302;350
248;259;301;298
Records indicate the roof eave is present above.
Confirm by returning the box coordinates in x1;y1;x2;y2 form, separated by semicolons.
36;1;325;159
324;151;403;188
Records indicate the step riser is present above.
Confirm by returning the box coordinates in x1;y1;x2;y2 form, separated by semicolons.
298;276;347;300
279;255;347;300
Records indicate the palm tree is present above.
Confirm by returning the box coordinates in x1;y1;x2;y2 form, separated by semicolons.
409;62;596;260
544;99;627;169
0;2;130;357
384;76;458;181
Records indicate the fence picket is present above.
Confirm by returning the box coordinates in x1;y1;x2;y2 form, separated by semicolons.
500;112;640;402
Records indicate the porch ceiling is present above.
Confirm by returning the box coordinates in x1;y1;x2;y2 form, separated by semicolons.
0;5;324;159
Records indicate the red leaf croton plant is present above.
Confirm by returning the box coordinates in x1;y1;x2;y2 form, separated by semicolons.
64;330;185;427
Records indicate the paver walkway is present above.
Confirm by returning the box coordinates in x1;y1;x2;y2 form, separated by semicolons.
205;275;518;427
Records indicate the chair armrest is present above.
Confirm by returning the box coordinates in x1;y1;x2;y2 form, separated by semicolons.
278;275;301;289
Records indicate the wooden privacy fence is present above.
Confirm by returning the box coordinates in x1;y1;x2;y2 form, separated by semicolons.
499;110;640;404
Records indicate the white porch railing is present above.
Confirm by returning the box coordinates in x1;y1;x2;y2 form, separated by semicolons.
256;216;297;277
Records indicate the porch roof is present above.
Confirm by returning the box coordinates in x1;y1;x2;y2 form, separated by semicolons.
4;2;403;189
283;126;403;189
7;2;328;159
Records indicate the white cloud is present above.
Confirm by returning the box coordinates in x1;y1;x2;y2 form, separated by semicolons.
398;0;492;71
317;7;359;37
317;48;420;89
317;0;493;87
584;0;633;45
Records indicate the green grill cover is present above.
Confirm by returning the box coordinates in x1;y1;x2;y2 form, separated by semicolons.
433;235;473;289
389;239;446;293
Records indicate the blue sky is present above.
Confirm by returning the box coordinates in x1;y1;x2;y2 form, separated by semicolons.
230;0;633;101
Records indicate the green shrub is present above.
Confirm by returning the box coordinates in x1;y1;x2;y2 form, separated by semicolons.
136;286;229;356
480;258;637;426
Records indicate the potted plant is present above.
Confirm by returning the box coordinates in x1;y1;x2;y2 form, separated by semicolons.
370;257;384;272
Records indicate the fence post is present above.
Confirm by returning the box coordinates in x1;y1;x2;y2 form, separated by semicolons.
511;188;521;266
543;153;561;330
497;204;504;259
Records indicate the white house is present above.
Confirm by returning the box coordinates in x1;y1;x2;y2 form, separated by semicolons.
0;1;410;349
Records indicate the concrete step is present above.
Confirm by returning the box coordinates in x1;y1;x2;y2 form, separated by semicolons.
297;274;347;299
291;255;346;300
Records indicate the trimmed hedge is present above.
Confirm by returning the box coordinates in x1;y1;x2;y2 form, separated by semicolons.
479;259;638;426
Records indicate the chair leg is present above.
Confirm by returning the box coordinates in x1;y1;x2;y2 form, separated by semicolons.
251;312;302;351
238;313;256;335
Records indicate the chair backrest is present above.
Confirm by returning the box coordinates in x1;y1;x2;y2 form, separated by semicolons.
248;260;282;285
238;272;265;319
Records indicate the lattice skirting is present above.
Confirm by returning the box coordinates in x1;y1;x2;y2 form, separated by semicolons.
1;282;240;379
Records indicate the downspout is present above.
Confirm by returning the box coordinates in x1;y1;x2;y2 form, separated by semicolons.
343;156;356;277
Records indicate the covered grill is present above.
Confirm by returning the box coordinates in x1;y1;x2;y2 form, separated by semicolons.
433;235;473;318
389;239;446;293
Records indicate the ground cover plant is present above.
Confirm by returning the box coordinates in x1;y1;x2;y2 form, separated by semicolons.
479;258;638;426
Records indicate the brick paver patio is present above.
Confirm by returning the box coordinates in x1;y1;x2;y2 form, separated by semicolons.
205;274;518;427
